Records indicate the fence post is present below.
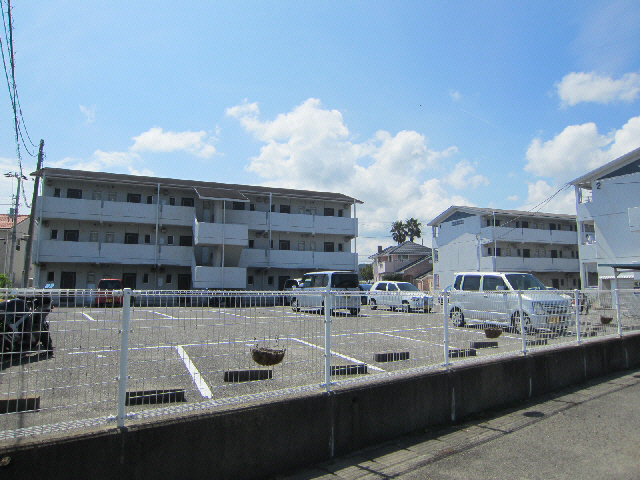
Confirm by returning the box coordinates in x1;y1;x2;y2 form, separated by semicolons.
323;289;332;392
574;290;582;344
518;291;527;355
614;288;622;336
443;293;450;370
117;288;132;428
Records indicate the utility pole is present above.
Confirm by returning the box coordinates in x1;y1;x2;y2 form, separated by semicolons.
22;139;44;287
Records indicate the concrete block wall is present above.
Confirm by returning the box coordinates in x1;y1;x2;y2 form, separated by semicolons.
2;333;640;479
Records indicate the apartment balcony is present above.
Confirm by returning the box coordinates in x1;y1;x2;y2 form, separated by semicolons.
238;249;357;271
36;196;194;227
36;240;193;266
224;210;357;236
192;266;246;289
578;242;598;263
480;226;578;245
193;220;248;246
479;255;580;273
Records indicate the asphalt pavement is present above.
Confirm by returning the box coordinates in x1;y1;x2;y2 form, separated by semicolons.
281;367;640;480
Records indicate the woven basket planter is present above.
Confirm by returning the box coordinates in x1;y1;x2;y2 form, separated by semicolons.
600;316;613;325
484;327;503;339
251;347;286;366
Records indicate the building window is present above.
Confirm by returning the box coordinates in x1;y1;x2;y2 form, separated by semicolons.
92;191;102;200
64;230;79;242
550;250;558;258
338;210;343;217
87;273;95;285
248;239;255;248
144;234;151;244
167;235;174;245
433;249;439;262
50;229;58;240
106;232;115;243
247;275;254;286
267;276;274;285
250;203;255;211
169;197;176;206
181;198;194;207
47;271;54;282
310;241;316;251
324;208;335;216
89;231;99;242
298;241;305;251
127;193;142;203
523;249;530;258
233;202;245;211
279;240;290;250
142;273;149;284
67;188;82;199
179;235;193;246
271;204;276;212
338;243;343;252
124;233;139;244
165;274;172;284
324;242;335;252
53;188;61;198
279;205;291;214
522;221;529;229
147;195;153;204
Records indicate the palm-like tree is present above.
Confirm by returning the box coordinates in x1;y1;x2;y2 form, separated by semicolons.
391;220;407;244
405;217;422;242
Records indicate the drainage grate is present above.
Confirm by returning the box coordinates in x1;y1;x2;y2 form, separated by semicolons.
0;397;40;414
469;341;498;349
374;352;410;362
448;348;477;358
331;364;368;376
125;389;186;406
223;370;273;383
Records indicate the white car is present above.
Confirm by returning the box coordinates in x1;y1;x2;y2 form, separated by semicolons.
368;281;433;312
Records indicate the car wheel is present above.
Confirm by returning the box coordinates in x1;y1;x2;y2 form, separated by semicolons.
401;301;410;313
369;299;377;310
291;298;299;312
512;311;532;334
450;308;465;327
349;308;360;316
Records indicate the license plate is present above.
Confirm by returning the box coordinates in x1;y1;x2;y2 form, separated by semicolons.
549;315;560;323
106;298;113;303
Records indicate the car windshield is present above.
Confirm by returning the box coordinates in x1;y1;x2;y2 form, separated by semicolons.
98;280;121;290
397;283;419;291
505;274;546;291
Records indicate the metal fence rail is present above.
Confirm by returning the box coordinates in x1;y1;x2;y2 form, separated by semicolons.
0;287;638;444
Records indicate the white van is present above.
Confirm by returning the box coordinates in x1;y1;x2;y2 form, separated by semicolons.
290;271;360;316
448;272;572;333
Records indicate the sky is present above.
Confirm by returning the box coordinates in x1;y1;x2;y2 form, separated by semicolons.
0;1;639;263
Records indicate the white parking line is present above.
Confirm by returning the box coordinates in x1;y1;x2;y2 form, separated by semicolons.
82;313;95;322
286;337;385;372
175;345;212;399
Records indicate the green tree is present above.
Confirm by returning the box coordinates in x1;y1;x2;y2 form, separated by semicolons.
0;274;9;288
390;220;407;244
359;264;373;281
405;217;422;242
382;273;405;281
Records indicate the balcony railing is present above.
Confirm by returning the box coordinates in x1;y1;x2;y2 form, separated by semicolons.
481;226;578;245
238;249;357;271
192;266;246;289
480;255;579;272
193;220;248;246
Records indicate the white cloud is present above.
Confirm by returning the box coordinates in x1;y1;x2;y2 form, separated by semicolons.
450;90;461;101
443;160;489;190
79;105;96;123
518;181;576;215
226;98;478;252
556;71;640;107
524;116;640;182
130;127;217;158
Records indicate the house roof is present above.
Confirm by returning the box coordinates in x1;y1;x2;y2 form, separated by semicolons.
369;241;432;259
569;146;640;188
0;214;29;230
33;168;363;205
427;205;576;226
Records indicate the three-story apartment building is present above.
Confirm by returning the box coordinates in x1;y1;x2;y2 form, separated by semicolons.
32;168;361;291
428;206;580;290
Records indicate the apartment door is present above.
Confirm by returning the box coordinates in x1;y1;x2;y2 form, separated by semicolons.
60;272;76;289
178;274;191;290
123;273;137;290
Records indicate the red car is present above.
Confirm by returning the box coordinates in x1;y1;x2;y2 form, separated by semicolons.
95;278;123;307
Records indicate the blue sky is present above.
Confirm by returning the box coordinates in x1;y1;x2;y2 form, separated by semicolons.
0;1;639;261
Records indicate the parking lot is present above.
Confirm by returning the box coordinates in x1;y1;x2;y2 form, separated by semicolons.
0;297;634;442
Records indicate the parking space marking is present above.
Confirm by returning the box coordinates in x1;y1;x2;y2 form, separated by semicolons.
176;345;212;399
82;313;95;322
287;337;386;372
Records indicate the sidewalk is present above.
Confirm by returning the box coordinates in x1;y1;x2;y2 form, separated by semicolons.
281;367;640;479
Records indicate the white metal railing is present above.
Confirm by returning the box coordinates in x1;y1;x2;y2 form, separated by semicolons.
0;287;638;445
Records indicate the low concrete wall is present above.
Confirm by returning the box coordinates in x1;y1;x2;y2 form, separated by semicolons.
3;333;640;479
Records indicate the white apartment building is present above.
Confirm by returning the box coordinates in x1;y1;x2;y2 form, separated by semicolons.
32;168;361;291
570;146;640;290
428;206;580;290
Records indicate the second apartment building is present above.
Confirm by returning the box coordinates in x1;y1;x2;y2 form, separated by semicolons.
428;206;580;290
32;168;361;291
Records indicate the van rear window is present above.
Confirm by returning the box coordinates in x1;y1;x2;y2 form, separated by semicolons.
331;273;359;289
98;280;122;290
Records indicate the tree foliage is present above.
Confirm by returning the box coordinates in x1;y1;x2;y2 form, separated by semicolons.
405;217;422;242
0;274;9;288
390;220;407;244
390;218;422;244
359;264;373;281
